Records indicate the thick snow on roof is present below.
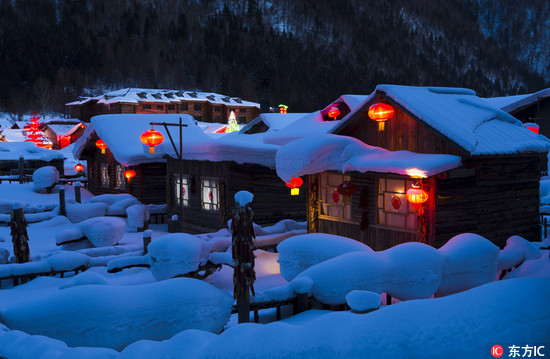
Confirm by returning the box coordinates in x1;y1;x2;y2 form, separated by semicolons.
68;88;260;108
265;94;370;146
91;114;279;168
344;85;549;155
0;142;65;161
46;123;82;137
240;113;308;134
276;134;462;182
484;88;550;113
0;128;26;142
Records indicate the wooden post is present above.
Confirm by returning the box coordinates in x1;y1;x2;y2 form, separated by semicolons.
18;156;24;183
59;187;66;216
142;230;152;255
295;292;309;314
74;181;81;203
10;205;30;264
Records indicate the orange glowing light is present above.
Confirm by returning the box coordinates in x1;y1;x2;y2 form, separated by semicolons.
368;103;394;131
74;164;85;172
124;170;136;181
95;139;107;154
140;128;164;154
285;177;303;195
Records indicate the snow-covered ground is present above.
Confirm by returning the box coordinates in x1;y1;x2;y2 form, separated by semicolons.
0;182;549;358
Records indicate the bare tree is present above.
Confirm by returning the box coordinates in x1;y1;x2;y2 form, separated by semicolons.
31;76;53;118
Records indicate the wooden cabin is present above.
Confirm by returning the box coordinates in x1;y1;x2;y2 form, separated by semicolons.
0;142;65;177
276;85;549;250
41;119;86;150
66;88;260;124
485;88;550;138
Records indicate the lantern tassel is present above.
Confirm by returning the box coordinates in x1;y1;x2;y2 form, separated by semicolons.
379;122;385;131
149;146;155;154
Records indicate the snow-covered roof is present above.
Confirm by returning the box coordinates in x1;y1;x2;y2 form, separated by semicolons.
0;128;26;142
45;123;83;137
264;94;370;146
334;85;549;156
239;113;309;134
91;114;279;168
0;142;65;161
67;88;260;108
276;134;462;182
483;88;550;113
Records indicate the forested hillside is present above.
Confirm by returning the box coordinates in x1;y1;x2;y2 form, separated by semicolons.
0;0;548;118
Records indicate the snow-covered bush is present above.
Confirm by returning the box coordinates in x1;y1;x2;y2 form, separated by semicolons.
436;233;500;297
346;290;381;312
0;278;233;350
277;233;373;281
32;166;59;192
126;204;150;229
66;202;108;223
147;234;211;280
77;217;126;247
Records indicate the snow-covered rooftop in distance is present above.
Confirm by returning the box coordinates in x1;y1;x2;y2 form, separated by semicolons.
91;114;279;168
264;94;371;146
0;142;65;161
45;123;82;137
67;88;260;108
335;85;549;155
239;113;308;134
276;134;462;182
0;128;26;142
483;88;550;113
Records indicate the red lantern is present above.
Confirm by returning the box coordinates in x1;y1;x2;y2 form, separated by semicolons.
285;177;303;195
337;181;356;196
95;139;107;154
406;185;428;205
124;170;136;181
140;128;164;154
74;163;84;172
327;105;340;120
525;123;539;134
368;103;394;131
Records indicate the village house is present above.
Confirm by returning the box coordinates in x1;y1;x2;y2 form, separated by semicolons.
40;118;86;150
276;85;550;250
66;88;261;124
0;142;65;178
485;88;550;137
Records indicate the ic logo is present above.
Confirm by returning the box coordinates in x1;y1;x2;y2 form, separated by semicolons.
491;345;504;358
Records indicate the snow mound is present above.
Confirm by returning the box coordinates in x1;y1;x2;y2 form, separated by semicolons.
55;227;85;245
346;290;381;312
77;217;126;247
148;234;211;280
0;248;9;264
498;235;542;271
0;278;233;351
505;255;550;279
66;202;108;223
235;190;253;206
59;271;116;290
126;204;150;228
32;166;60;192
45;252;90;271
277;233;373;281
86;194;141;216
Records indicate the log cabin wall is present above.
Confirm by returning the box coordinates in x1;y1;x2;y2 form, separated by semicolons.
167;158;306;233
0;159;64;176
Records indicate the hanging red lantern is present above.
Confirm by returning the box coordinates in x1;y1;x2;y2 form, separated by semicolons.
95;139;107;154
74;163;85;172
406;184;428;205
285;177;303;195
140;128;164;154
124;170;136;181
327;105;340;120
368;103;394;131
337;181;356;196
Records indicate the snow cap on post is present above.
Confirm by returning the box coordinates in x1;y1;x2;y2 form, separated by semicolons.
235;191;254;207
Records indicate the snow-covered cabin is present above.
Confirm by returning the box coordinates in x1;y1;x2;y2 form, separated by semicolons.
484;88;550;137
276;85;550;250
66;88;260;124
0;142;65;177
41;118;86;150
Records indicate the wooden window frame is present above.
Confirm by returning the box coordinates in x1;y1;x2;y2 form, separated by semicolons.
174;174;190;207
318;172;354;222
375;176;417;232
100;163;109;187
201;177;219;212
114;164;125;189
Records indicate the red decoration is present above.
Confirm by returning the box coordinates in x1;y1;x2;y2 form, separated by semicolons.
332;190;340;203
95;139;107;154
391;196;402;210
525;124;539;134
124;170;136;181
25;113;48;148
368;103;394;131
140;128;164;154
337;181;356;196
74;164;84;172
285;177;303;195
406;185;428;205
208;190;213;202
327;105;340;120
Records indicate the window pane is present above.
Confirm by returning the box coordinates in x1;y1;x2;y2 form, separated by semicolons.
387;214;406;227
387;179;404;193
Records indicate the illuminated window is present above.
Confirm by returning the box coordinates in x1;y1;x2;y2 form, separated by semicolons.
201;177;219;211
377;178;417;230
174;174;189;207
115;165;125;189
319;173;351;220
100;163;109;187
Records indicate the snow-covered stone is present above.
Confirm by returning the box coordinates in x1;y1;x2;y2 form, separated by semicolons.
55;227;85;245
436;233;500;297
66;202;108;223
148;234;211;280
45;252;90;271
77;217;126;247
32;166;59;192
346;290;381;312
0;278;233;350
277;233;373;281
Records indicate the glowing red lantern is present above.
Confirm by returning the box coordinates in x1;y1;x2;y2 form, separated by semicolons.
140;128;164;154
406;185;428;205
124;170;136;181
95;139;107;154
524;123;539;134
327;105;340;120
337;181;356;196
285;177;303;195
74;163;85;172
368;103;394;131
